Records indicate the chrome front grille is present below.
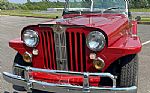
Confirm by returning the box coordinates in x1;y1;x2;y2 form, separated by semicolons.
52;25;68;70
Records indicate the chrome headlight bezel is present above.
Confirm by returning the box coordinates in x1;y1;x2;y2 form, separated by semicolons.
86;31;106;51
22;29;39;47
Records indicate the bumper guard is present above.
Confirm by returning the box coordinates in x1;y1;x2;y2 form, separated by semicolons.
3;64;137;93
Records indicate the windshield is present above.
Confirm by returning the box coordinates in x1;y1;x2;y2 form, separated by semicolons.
65;0;127;14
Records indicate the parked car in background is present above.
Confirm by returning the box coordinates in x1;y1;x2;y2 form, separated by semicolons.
3;0;142;93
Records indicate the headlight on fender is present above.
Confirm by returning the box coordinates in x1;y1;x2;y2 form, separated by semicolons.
86;31;106;51
22;30;39;47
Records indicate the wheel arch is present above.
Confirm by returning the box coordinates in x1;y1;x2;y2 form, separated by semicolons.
104;53;138;72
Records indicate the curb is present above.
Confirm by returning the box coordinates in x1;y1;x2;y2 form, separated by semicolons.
25;16;51;19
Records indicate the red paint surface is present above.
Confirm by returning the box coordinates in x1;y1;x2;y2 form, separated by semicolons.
132;21;138;35
9;13;142;85
31;72;100;86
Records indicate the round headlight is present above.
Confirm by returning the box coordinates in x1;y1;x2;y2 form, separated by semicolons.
22;30;39;47
86;31;106;51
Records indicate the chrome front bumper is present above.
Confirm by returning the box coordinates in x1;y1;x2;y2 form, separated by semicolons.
3;64;137;93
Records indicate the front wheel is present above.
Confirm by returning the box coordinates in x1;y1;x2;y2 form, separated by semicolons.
119;54;138;87
101;54;139;88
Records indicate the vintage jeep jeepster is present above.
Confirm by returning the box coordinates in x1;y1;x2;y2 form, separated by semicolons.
3;0;142;93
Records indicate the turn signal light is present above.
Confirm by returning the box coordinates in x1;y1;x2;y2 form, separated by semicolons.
23;52;32;63
93;57;105;70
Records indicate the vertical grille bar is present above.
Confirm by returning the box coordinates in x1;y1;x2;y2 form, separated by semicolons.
40;32;46;68
74;32;79;71
41;32;49;68
82;33;86;72
80;33;84;72
46;32;52;69
50;31;56;69
69;32;73;71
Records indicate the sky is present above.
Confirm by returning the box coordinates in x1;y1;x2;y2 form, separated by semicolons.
8;0;64;4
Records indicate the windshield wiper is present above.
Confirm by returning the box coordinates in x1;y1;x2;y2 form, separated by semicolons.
104;7;120;11
102;7;120;13
107;7;120;10
65;10;102;15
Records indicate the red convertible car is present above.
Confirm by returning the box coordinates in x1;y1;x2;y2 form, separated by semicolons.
3;0;142;93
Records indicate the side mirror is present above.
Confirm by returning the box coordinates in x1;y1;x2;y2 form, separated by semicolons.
135;16;141;21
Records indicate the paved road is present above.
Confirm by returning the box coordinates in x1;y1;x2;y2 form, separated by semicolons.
0;16;150;93
0;16;49;93
132;12;150;17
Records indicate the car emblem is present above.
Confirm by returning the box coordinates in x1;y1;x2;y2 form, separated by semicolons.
52;25;66;33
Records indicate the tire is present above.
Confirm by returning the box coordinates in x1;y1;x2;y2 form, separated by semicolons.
100;54;138;88
119;54;138;87
13;53;31;91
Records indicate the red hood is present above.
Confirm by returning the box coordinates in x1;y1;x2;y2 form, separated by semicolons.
40;14;128;34
40;14;129;46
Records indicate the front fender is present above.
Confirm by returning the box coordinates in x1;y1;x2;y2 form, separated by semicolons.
9;38;30;55
100;35;142;71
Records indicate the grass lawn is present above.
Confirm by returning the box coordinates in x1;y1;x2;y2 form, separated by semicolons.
131;9;150;12
140;17;150;22
0;10;61;19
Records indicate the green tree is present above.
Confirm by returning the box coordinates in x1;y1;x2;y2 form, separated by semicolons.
129;0;149;8
0;0;8;9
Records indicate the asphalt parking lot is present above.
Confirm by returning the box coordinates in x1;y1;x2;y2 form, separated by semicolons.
0;16;150;93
